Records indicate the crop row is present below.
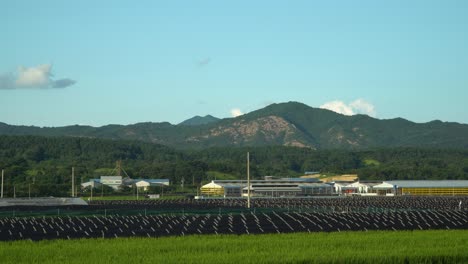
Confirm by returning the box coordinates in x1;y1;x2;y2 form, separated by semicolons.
0;210;467;241
3;197;467;213
87;196;468;211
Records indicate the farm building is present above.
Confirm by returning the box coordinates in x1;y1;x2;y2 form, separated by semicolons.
200;178;332;197
330;181;354;194
131;179;170;191
200;181;242;197
81;176;169;191
243;182;332;197
80;179;102;189
99;176;124;190
339;181;382;195
373;180;468;196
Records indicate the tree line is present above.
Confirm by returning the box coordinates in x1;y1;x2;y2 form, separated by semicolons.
0;135;467;196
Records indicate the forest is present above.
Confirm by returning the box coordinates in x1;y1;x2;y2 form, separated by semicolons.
0;135;467;196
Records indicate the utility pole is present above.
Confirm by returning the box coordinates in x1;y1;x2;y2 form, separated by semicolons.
71;167;75;197
1;169;4;198
247;152;251;209
117;160;122;176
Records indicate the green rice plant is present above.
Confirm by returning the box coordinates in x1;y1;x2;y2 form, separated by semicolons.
0;230;467;264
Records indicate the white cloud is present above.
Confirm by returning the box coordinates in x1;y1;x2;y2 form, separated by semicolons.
320;100;355;116
320;99;376;117
230;108;243;117
350;99;376;117
15;64;51;88
0;64;76;89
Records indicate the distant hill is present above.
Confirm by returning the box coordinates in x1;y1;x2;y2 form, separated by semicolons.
178;115;220;126
1;101;468;149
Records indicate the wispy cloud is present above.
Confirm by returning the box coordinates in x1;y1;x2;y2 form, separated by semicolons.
0;64;77;89
0;73;14;89
52;78;76;88
320;99;377;117
197;57;211;67
230;108;243;117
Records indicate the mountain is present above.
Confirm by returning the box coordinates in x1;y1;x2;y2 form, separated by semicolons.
1;102;468;149
178;115;220;126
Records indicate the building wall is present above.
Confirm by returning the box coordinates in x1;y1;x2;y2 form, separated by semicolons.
301;186;333;195
224;187;241;197
243;189;300;197
401;187;468;196
200;186;224;196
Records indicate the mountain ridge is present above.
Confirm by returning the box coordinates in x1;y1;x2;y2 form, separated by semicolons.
178;115;220;126
1;101;468;149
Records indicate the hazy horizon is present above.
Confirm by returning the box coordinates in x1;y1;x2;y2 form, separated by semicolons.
2;100;467;128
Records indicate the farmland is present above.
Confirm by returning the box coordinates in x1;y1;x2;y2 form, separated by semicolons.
1;230;467;264
1;196;467;241
1;196;467;263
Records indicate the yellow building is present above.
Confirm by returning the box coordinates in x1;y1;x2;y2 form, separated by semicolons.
200;181;242;197
373;180;468;196
200;181;225;196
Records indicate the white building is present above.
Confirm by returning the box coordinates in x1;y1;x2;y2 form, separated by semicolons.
80;179;102;189
340;181;382;195
81;176;169;191
200;177;332;197
132;179;170;191
331;182;352;194
99;176;124;190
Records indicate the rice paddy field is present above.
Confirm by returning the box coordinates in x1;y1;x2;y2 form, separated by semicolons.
1;230;467;264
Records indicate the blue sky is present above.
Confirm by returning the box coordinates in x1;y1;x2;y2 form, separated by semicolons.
1;0;467;126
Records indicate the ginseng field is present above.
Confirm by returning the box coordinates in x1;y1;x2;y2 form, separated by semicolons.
0;196;467;241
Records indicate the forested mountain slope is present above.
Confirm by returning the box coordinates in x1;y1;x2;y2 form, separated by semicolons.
1;102;468;149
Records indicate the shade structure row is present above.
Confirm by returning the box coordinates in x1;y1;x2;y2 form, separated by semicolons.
87;196;468;211
0;210;467;241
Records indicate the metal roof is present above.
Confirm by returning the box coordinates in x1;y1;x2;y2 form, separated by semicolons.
384;180;468;188
136;179;169;183
201;181;241;188
130;179;170;185
100;176;122;180
300;183;332;188
212;178;320;184
204;180;329;189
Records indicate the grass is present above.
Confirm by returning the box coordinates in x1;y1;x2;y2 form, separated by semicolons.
364;159;381;167
317;174;358;183
1;230;467;263
206;171;240;181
